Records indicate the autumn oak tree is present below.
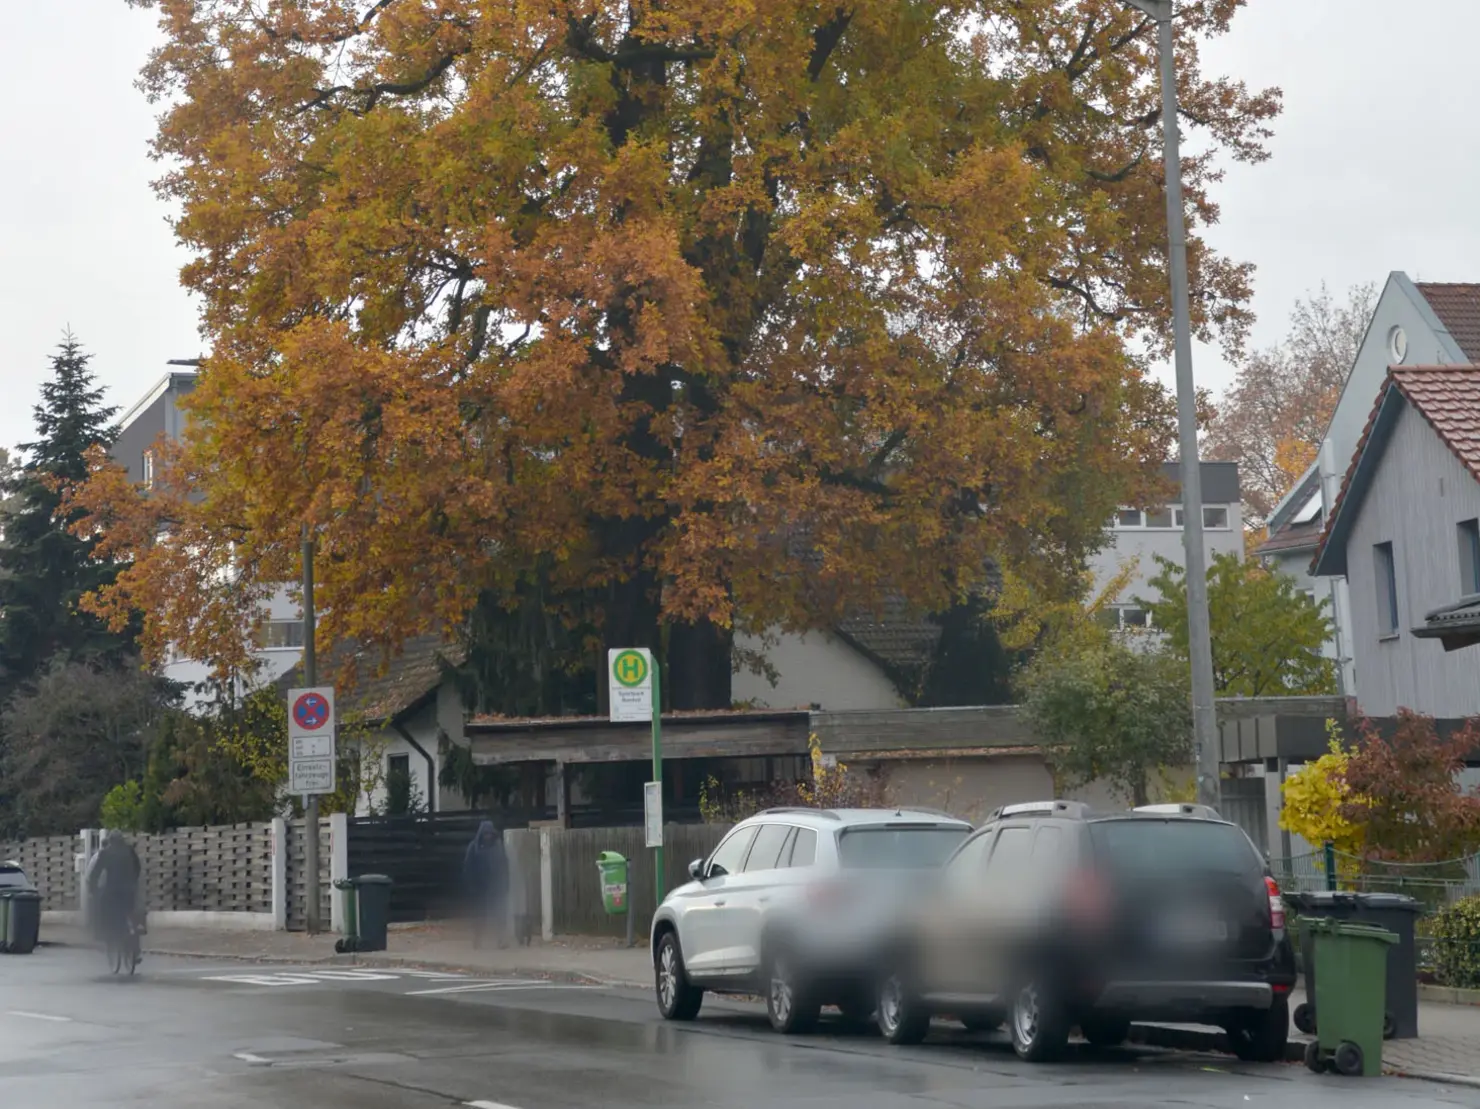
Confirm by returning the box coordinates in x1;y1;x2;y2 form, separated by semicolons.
76;0;1279;706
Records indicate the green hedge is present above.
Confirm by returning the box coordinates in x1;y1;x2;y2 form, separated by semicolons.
1430;895;1480;988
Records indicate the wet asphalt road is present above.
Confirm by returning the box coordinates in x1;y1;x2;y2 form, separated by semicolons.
3;946;1480;1109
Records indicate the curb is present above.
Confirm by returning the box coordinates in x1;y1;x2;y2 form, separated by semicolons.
1128;1023;1306;1063
1386;1069;1480;1089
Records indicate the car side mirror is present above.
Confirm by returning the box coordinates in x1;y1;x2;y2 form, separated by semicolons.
688;858;705;881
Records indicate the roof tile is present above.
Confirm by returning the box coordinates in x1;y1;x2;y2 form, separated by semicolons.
1418;284;1480;361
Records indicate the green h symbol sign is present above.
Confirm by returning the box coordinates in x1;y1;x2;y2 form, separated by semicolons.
613;650;649;687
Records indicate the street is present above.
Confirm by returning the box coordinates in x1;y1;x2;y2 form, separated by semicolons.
2;947;1477;1109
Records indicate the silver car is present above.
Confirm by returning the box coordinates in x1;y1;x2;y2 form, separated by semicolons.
650;807;971;1033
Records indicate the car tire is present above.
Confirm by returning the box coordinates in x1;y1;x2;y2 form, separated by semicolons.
654;932;703;1022
876;970;930;1046
1009;979;1070;1062
765;948;820;1035
1293;1001;1315;1035
1225;997;1289;1063
1081;1016;1131;1048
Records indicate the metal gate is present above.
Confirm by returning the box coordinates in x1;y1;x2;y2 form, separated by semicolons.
346;812;504;923
1220;776;1269;855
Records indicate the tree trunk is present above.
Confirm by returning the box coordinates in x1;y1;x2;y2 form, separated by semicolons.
668;617;733;711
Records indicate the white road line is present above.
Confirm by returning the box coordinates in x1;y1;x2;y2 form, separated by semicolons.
466;1101;522;1109
5;1011;72;1023
407;982;601;997
233;1052;272;1065
404;980;536;996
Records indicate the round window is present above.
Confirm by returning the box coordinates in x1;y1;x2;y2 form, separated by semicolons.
1388;325;1408;364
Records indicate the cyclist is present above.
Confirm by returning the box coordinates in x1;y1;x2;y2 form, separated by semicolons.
88;830;143;959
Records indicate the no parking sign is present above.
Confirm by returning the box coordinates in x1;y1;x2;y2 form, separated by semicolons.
288;686;336;795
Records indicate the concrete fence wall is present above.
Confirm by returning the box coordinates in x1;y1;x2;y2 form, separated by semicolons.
133;822;274;915
0;834;78;911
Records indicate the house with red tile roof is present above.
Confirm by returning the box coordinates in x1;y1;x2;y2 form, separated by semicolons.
1265;273;1480;696
1311;364;1480;718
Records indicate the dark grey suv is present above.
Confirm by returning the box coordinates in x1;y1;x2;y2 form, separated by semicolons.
876;801;1296;1063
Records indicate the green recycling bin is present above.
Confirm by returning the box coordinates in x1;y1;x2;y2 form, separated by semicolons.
597;852;629;915
1302;918;1398;1077
0;891;10;952
333;878;360;954
352;875;394;953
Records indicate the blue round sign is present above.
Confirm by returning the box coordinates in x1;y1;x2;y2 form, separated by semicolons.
293;691;330;731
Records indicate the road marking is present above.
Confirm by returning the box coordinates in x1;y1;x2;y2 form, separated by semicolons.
233;1052;272;1065
407;981;601;997
467;1101;522;1109
6;1011;72;1023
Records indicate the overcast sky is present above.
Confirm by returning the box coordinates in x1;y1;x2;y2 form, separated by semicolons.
4;1;1480;455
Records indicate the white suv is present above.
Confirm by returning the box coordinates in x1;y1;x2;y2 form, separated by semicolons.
651;807;971;1033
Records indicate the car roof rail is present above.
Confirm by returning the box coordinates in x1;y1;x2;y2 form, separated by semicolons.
757;807;841;821
987;800;1093;821
890;806;968;822
1132;803;1223;820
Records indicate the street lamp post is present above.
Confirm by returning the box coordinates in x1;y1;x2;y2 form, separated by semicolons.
1127;0;1221;810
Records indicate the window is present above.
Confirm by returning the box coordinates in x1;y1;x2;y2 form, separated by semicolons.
142;450;155;489
384;755;413;816
1115;508;1144;529
984;826;1035;874
1144;507;1174;528
1109;605;1151;630
1374;542;1399;636
1460;520;1480;595
706;826;758;878
836;826;969;869
743;824;793;872
1031;826;1064;861
1173;506;1231;529
256;620;306;650
784;828;817;868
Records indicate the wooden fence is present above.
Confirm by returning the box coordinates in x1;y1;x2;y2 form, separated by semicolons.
549;823;730;938
0;834;77;911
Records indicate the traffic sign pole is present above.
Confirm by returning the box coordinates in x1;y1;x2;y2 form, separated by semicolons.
652;659;663;904
302;528;321;935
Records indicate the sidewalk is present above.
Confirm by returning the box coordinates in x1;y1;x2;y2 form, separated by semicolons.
41;921;654;988
35;922;1480;1087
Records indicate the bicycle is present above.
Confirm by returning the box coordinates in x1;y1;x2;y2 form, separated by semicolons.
105;912;141;977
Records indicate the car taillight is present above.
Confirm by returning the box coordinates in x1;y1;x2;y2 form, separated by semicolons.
1265;875;1286;931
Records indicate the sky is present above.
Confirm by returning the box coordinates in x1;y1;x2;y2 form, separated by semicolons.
4;1;1480;455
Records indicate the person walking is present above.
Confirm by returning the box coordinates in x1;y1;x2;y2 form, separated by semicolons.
463;820;508;949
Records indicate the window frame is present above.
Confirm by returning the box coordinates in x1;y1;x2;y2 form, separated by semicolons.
1459;519;1480;596
1374;541;1399;637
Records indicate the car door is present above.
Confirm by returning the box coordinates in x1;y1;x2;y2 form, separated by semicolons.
974;824;1038;999
715;823;796;973
679;825;759;977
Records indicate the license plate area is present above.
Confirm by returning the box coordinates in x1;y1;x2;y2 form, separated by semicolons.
1161;911;1229;945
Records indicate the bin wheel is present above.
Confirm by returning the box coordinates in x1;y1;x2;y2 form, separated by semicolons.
1293;1002;1316;1035
1333;1041;1364;1077
1304;1039;1326;1074
1382;1011;1395;1040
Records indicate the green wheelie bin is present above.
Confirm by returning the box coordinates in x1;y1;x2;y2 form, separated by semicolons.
333;878;360;954
1302;918;1398;1077
0;888;42;955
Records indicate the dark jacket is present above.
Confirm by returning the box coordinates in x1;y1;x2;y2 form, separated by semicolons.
88;837;141;906
463;821;509;900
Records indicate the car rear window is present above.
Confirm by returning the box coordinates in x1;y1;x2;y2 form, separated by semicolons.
1090;819;1260;875
837;825;969;869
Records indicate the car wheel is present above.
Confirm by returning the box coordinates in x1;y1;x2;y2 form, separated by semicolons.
876;970;930;1045
654;932;703;1021
1081;1015;1131;1048
1225;997;1289;1063
1009;979;1070;1062
765;949;820;1034
1292;1001;1315;1035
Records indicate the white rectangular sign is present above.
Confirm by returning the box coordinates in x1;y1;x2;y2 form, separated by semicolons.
608;648;654;723
287;686;336;796
644;781;663;848
289;757;336;796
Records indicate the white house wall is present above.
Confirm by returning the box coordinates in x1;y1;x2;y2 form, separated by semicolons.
732;630;904;711
1087;503;1245;608
1344;402;1480;717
